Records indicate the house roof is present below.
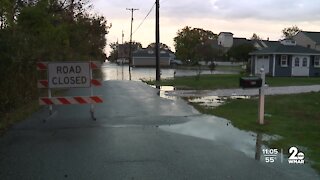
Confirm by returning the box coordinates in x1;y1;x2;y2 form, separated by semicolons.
252;40;280;49
301;31;320;44
133;48;171;58
263;40;280;48
250;43;320;55
218;32;233;36
233;38;252;46
232;38;278;48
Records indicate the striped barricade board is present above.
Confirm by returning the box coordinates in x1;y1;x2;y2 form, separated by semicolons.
36;61;103;119
39;96;103;105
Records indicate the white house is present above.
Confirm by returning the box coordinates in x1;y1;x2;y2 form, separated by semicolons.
132;48;172;67
293;31;320;51
217;32;234;48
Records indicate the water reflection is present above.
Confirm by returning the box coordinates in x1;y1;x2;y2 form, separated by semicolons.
147;86;252;107
187;95;250;108
150;85;177;101
160;115;277;158
160;116;319;179
101;62;237;81
255;133;262;161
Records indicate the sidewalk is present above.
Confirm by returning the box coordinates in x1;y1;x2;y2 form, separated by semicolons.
166;85;320;97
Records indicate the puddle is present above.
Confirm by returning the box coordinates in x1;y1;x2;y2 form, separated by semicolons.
188;95;251;108
150;85;177;101
187;96;227;107
148;85;252;106
160;115;278;158
160;116;319;179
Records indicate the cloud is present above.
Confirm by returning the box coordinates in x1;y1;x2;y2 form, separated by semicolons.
92;0;156;20
161;0;320;22
161;0;214;18
214;0;320;21
90;0;320;53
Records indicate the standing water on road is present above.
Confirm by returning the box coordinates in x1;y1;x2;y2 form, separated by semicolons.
101;62;237;81
101;61;319;179
160;115;319;179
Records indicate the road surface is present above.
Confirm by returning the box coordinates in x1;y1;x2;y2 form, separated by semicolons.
0;81;318;180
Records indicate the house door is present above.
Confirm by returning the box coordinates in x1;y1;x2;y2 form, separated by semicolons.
255;58;269;74
292;56;310;76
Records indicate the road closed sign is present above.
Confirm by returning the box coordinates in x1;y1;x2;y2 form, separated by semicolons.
48;62;91;88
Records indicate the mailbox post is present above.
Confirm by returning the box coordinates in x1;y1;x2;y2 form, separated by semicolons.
239;77;262;88
239;69;266;125
259;68;266;125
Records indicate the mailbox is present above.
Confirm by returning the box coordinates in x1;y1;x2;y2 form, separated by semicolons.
239;77;262;88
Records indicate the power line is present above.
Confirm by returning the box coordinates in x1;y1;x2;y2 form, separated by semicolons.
132;3;155;35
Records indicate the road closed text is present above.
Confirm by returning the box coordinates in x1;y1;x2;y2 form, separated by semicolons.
51;76;87;85
48;63;91;88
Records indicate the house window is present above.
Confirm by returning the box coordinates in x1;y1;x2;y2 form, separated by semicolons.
315;56;320;68
302;58;308;67
294;57;300;67
281;55;288;67
257;55;263;59
263;55;269;59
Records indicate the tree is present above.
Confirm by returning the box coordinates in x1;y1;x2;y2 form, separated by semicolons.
251;33;262;40
195;42;218;63
108;42;118;62
174;26;217;64
282;25;301;39
107;41;142;62
228;44;256;62
130;41;143;49
0;0;111;120
147;42;171;51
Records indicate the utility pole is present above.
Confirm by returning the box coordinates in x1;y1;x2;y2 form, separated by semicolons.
121;30;124;80
155;0;160;87
126;8;139;79
122;30;124;44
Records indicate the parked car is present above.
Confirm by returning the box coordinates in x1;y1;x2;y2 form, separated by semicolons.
170;59;183;65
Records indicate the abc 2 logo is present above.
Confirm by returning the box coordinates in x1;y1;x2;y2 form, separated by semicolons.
288;146;304;164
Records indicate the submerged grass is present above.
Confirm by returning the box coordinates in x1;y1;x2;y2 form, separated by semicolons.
190;92;320;173
145;74;320;90
146;73;320;170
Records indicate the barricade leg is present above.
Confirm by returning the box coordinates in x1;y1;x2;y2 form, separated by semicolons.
48;88;53;115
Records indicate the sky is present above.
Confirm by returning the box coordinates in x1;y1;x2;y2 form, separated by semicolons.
91;0;320;55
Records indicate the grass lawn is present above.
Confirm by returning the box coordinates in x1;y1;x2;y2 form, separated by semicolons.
145;74;320;90
0;89;67;136
0;100;39;135
214;65;243;72
190;92;320;173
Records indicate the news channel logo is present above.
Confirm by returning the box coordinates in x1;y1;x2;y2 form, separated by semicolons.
288;146;305;164
261;146;305;164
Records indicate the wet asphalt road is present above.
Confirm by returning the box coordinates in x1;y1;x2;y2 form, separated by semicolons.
0;81;317;180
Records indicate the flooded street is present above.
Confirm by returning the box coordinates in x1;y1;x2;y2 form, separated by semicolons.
100;62;319;179
101;62;237;81
160;115;318;179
